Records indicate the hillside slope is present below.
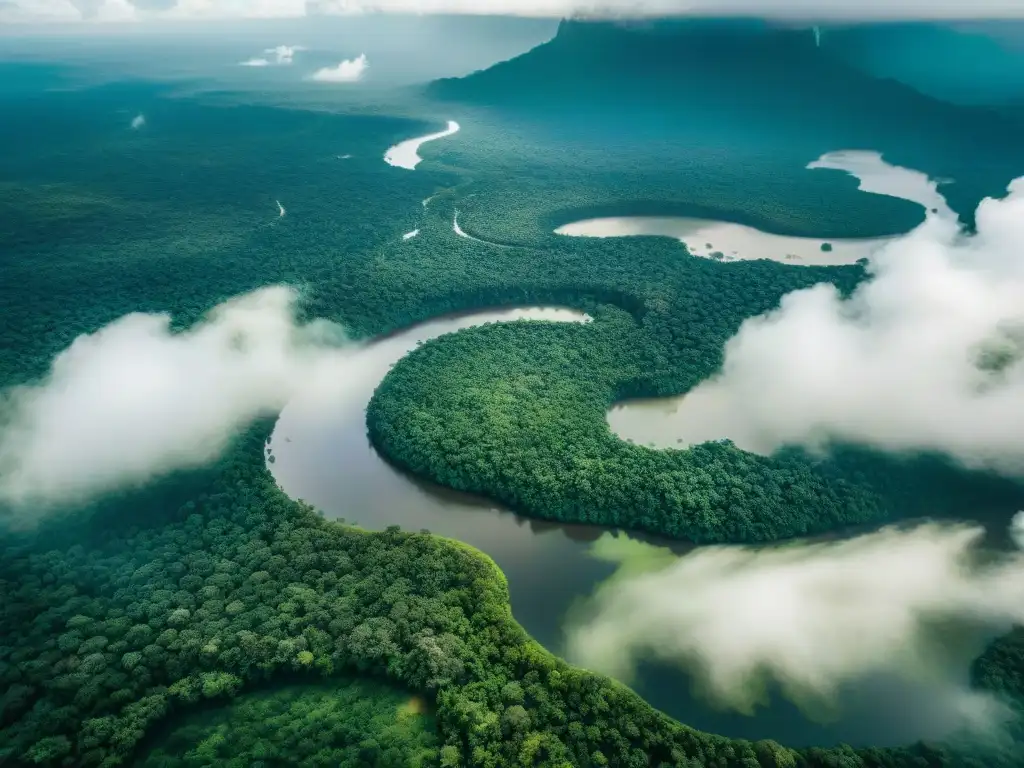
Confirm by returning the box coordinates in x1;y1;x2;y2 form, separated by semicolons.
427;18;1024;225
823;21;1024;109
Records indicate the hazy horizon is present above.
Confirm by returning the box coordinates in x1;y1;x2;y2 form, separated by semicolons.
6;0;1024;25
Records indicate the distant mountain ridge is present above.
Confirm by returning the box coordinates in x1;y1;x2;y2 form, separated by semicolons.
431;18;1024;110
430;18;838;109
822;21;1024;108
426;18;1024;226
428;18;1017;119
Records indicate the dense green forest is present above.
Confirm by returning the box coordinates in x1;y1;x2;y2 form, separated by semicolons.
426;121;928;246
366;287;1024;545
2;63;1024;767
0;73;447;383
3;424;1020;768
137;679;440;767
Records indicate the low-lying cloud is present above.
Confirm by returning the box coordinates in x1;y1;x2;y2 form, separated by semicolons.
325;0;1024;17
268;44;303;63
1;0;82;23
239;44;304;66
1010;510;1024;550
656;178;1024;477
310;53;368;82
93;0;138;20
0;287;360;511
158;0;307;19
0;0;135;22
7;0;1024;23
566;523;1024;730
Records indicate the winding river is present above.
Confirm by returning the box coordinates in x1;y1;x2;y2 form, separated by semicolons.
453;209;509;246
604;150;955;450
555;216;892;265
384;120;460;170
807;150;955;221
555;150;953;266
268;302;991;747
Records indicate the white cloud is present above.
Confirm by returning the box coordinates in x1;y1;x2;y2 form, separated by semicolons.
305;0;364;12
130;113;145;128
1011;511;1024;550
158;0;306;20
93;0;137;21
566;523;1024;729
331;0;1024;16
6;0;1024;24
639;178;1024;477
310;53;368;82
0;287;360;511
0;0;82;23
238;44;304;67
265;43;304;63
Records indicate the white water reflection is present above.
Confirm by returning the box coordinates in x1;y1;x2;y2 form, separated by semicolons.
807;150;956;221
384;120;460;170
607;388;754;451
556;149;952;265
556;216;890;265
452;209;483;242
452;209;472;239
606;150;958;449
454;209;511;248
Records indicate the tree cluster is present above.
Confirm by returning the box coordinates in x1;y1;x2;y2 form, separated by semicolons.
3;69;1024;767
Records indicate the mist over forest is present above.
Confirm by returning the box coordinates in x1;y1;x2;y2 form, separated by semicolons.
3;9;1024;768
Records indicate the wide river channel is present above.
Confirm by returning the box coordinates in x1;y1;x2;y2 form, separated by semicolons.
267;304;993;748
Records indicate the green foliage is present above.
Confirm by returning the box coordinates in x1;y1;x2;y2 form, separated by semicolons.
0;426;805;768
25;737;71;765
973;628;1024;711
369;311;890;543
2;69;1024;768
138;680;440;768
366;270;1024;545
0;77;448;386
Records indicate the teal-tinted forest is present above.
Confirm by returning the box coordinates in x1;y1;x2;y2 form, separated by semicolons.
2;25;1024;768
429;19;1024;232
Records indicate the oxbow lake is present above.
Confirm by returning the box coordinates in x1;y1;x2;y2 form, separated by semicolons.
554;149;956;266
